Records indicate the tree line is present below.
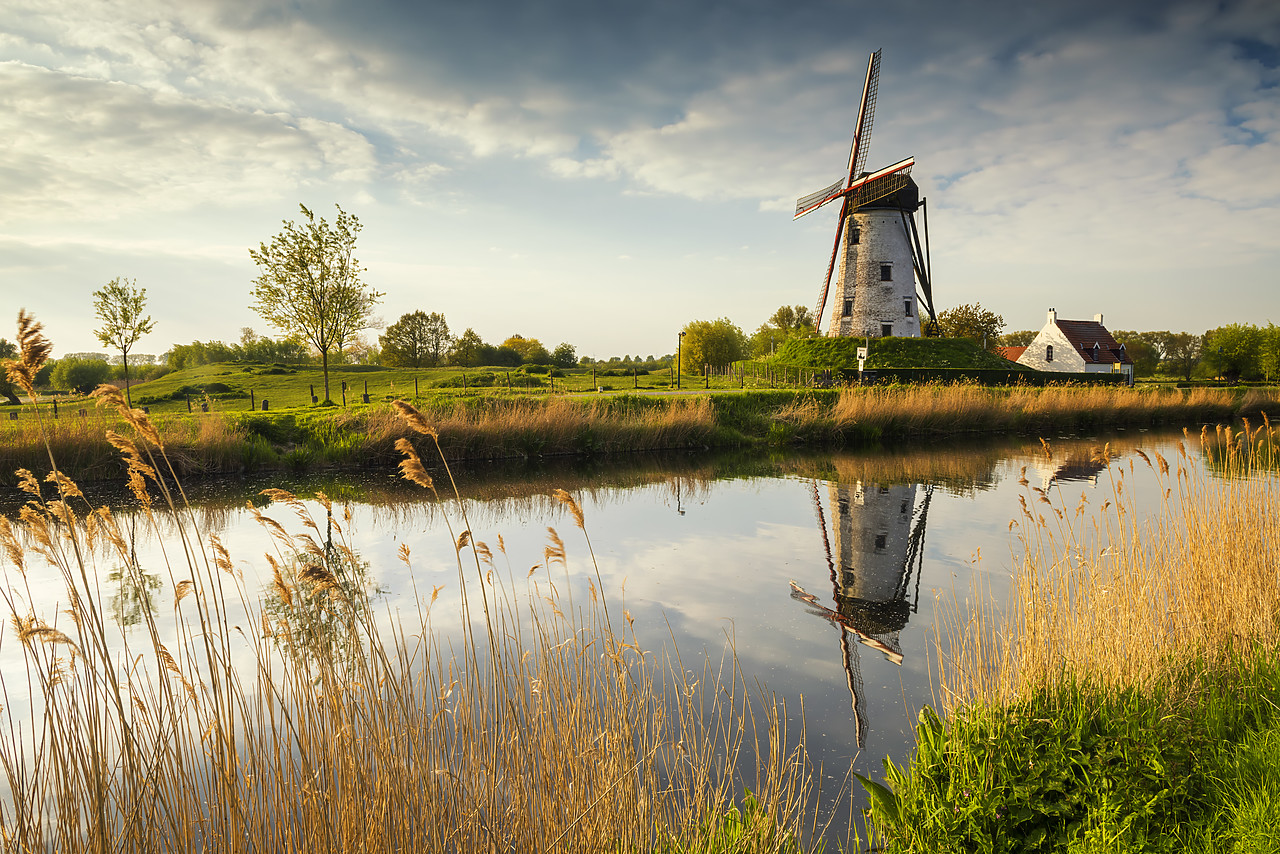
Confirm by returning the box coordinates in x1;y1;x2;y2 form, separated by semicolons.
12;201;1273;403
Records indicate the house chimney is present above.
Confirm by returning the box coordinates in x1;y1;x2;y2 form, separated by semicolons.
1094;313;1104;325
1047;308;1056;324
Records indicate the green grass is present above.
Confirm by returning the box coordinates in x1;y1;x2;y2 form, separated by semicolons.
772;336;1028;371
866;651;1280;854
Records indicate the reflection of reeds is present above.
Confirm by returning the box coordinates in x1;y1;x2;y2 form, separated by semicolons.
0;339;825;851
937;424;1280;708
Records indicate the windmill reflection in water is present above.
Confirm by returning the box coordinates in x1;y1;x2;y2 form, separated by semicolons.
791;478;932;747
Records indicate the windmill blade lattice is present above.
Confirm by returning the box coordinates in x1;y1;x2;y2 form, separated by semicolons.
848;49;881;183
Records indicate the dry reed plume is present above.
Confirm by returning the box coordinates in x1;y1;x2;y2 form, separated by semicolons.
831;382;1252;436
937;418;1280;708
0;360;822;851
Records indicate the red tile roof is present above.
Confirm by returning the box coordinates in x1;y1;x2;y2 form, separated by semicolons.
1054;319;1134;365
997;346;1026;362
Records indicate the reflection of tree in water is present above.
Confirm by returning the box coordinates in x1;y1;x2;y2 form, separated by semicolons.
257;497;375;675
792;478;933;747
106;512;162;629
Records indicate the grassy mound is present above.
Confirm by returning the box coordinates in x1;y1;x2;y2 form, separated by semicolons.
773;336;1030;371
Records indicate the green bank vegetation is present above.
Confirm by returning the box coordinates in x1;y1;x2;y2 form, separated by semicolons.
0;319;831;852
4;373;1279;485
866;422;1280;852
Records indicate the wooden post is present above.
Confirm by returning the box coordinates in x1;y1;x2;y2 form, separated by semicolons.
250;389;255;411
342;381;347;407
414;377;419;398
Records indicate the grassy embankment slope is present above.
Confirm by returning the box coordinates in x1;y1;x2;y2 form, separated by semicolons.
866;424;1280;852
2;359;1278;484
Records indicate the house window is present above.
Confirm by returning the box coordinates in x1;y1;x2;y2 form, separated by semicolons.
880;264;893;282
1046;345;1054;362
851;226;861;245
842;299;853;317
904;297;913;317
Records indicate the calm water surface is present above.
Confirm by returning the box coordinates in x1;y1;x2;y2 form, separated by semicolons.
0;426;1202;833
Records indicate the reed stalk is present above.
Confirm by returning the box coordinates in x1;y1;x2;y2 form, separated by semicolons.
0;320;825;853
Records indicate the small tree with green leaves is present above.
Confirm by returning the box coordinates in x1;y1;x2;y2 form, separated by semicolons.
1160;332;1202;381
249;204;383;404
552;342;577;368
448;328;485;367
938;303;1005;351
680;318;747;374
380;311;452;368
0;337;18;404
92;278;154;406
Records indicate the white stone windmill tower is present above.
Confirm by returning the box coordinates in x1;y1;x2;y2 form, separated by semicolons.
794;50;936;338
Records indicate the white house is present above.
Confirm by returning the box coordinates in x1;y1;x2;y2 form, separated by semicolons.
1017;309;1134;382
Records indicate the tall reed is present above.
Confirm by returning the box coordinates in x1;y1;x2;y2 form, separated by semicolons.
937;418;1280;708
0;316;823;852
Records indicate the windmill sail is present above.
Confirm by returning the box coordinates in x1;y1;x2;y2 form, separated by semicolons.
795;177;847;219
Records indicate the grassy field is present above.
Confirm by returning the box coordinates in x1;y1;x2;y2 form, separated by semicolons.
866;422;1280;852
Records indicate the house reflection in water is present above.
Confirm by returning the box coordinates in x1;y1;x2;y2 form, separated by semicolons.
792;479;932;747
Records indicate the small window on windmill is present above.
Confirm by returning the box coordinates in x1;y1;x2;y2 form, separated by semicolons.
880;263;893;282
904;297;913;317
874;532;887;552
1046;345;1054;362
842;299;853;317
881;322;893;337
851;226;861;245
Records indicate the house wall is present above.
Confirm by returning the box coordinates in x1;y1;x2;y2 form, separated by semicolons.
826;209;920;339
1018;320;1084;372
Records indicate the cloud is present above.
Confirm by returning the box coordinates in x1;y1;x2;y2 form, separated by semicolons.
0;61;378;222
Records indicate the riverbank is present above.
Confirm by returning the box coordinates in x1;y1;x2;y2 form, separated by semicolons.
3;384;1277;484
866;422;1280;851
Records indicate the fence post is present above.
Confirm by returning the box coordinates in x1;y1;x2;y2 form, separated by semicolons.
250;389;255;411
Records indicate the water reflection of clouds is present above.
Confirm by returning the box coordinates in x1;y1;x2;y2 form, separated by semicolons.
0;428;1207;832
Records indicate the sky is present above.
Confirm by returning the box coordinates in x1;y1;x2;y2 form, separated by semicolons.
1;0;1278;361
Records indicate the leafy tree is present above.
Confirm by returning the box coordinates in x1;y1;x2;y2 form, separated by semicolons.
1111;330;1162;378
680;318;747;374
750;304;817;357
447;328;486;367
51;357;112;395
768;305;814;333
1203;324;1261;381
552;342;577;369
938;303;1005;351
502;335;552;365
249;204;383;404
92;277;154;406
238;328;311;364
1160;332;1202;381
381;311;452;368
0;337;18;404
999;330;1037;347
1259;324;1280;383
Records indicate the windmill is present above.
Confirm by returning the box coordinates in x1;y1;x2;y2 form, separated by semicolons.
794;50;936;338
790;476;933;747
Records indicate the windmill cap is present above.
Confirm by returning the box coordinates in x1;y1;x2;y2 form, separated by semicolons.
858;176;920;211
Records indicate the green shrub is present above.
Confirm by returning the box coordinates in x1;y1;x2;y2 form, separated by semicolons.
50;357;112;394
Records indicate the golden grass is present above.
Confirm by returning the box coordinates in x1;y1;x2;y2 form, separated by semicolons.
0;389;822;851
831;382;1256;436
937;419;1280;709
